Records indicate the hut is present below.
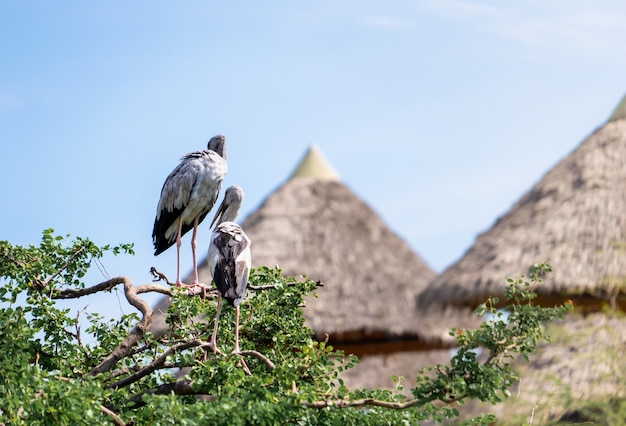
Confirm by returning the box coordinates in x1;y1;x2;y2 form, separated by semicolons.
418;93;626;311
417;93;626;422
239;145;449;353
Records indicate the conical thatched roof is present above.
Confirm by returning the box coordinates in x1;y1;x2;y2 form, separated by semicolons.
419;99;626;310
238;146;447;351
609;93;626;123
289;144;340;181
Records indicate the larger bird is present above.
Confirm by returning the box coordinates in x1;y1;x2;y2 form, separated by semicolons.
153;135;227;287
207;185;251;354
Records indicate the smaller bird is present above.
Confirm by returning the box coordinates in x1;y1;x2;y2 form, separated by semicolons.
207;185;251;354
152;135;227;288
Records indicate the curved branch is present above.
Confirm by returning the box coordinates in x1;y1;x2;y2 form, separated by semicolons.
52;278;171;299
107;339;211;389
128;379;216;408
238;350;275;370
100;405;126;426
52;277;123;299
89;277;154;376
248;280;324;291
302;397;426;410
150;266;216;298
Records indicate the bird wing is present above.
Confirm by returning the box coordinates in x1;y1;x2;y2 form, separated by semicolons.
152;159;199;254
152;151;225;255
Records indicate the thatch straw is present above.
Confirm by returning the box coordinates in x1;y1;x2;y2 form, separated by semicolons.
340;349;453;393
289;144;340;181
418;116;626;310
609;93;626;123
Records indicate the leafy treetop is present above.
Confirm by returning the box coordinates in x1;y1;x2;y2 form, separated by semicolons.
0;230;571;425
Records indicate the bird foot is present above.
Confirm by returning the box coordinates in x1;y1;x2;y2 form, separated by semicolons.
207;340;221;355
176;281;209;299
202;342;221;361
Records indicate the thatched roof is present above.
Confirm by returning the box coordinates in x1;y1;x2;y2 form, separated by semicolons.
152;145;479;352
237;145;449;351
418;103;626;310
289;144;340;181
340;349;452;393
609;93;626;123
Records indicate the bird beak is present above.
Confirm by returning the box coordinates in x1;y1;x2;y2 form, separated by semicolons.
210;198;227;229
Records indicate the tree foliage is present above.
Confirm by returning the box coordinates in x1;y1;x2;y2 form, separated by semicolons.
0;230;571;425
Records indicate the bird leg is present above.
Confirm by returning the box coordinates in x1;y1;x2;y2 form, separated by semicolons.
233;305;241;354
174;217;207;296
209;293;223;354
191;217;200;286
232;305;251;375
175;219;185;286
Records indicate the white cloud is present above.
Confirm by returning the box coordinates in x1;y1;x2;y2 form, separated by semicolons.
359;15;416;30
422;0;626;54
424;0;511;20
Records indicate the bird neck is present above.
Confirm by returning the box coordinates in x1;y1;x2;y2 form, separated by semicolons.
218;205;240;224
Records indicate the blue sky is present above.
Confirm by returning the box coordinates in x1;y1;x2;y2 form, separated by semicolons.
1;1;626;319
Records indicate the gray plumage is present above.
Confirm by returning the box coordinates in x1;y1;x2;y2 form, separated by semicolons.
207;185;251;353
207;186;251;305
152;135;227;255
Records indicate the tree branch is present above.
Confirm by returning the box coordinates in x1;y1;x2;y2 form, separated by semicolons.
238;350;276;370
100;405;126;426
150;266;216;298
301;393;463;410
52;278;171;299
42;246;87;288
128;379;216;408
88;277;154;376
248;280;324;291
301;398;424;410
107;339;212;389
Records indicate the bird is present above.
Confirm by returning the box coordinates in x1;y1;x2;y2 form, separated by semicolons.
152;135;227;288
206;185;251;354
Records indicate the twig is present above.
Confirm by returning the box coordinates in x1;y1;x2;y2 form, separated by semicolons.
238;350;276;370
150;266;173;285
42;246;87;288
128;379;216;408
88;277;153;376
248;280;324;291
150;266;216;297
302;398;425;410
107;339;211;389
100;405;126;426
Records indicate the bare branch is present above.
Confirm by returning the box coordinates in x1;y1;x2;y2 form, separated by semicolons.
128;379;216;408
302;398;425;410
150;266;216;298
42;246;87;287
52;278;171;300
238;350;276;370
107;339;210;390
88;277;153;376
248;280;323;291
150;266;173;285
100;405;126;426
